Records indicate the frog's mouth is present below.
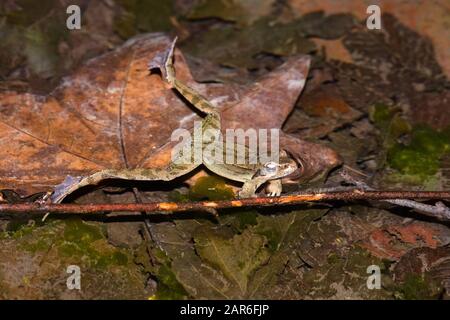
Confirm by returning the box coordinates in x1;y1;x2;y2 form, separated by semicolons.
281;150;304;180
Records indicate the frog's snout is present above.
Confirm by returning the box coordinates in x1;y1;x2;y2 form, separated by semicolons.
280;161;298;176
280;157;302;179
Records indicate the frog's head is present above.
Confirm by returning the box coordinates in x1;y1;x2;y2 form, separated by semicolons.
254;156;299;180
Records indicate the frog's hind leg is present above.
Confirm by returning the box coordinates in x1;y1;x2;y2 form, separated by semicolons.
52;163;198;203
163;38;219;118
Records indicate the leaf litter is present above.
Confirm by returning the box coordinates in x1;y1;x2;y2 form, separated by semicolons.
0;1;450;299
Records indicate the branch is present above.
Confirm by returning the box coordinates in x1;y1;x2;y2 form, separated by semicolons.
0;190;449;220
338;168;450;220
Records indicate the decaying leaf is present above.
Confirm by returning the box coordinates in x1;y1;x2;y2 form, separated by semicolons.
195;228;270;295
2;2;449;301
0;0;124;91
0;33;340;197
283;83;362;138
393;247;450;299
332;14;449;112
0;34;203;194
186;0;276;26
0;219;151;299
182;12;356;70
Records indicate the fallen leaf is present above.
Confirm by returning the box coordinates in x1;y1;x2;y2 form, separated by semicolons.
0;0;124;92
187;0;276;26
195;228;270;295
332;14;449;112
0;34;205;194
0;33;340;196
360;221;450;261
283;84;362;138
393;247;450;298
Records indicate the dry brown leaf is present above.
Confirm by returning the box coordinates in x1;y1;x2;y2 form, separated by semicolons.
283;84;362;138
0;34;222;194
0;33;341;196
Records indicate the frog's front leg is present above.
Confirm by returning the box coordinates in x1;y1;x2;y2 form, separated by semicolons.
265;179;282;197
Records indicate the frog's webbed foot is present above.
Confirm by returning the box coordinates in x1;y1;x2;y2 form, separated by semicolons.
51;175;83;203
265;179;282;197
148;37;177;86
239;178;284;198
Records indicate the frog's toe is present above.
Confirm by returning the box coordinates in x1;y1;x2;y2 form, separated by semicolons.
265;180;282;197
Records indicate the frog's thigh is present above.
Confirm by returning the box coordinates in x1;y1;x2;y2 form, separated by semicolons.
265;179;282;197
97;163;198;182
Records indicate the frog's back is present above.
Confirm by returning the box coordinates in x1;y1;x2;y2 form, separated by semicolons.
205;161;257;183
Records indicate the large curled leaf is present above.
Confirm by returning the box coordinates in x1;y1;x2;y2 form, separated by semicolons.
0;34;204;194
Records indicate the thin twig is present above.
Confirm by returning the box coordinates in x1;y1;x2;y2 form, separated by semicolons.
339;168;450;220
0;190;449;220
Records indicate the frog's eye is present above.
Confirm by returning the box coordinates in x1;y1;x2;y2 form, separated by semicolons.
263;162;278;173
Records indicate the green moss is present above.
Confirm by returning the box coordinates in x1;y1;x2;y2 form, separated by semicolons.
1;216;50;240
395;274;440;300
57;220;132;269
154;265;188;300
24;239;50;253
229;210;258;230
388;125;450;178
5;219;30;233
370;104;411;143
168;190;191;202
371;104;450;182
11;219;134;270
189;176;235;201
370;103;393;127
2;219;56;241
5;223;35;239
63;219;104;243
112;251;129;265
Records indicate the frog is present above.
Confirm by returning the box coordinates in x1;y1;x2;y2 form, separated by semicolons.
51;38;298;203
